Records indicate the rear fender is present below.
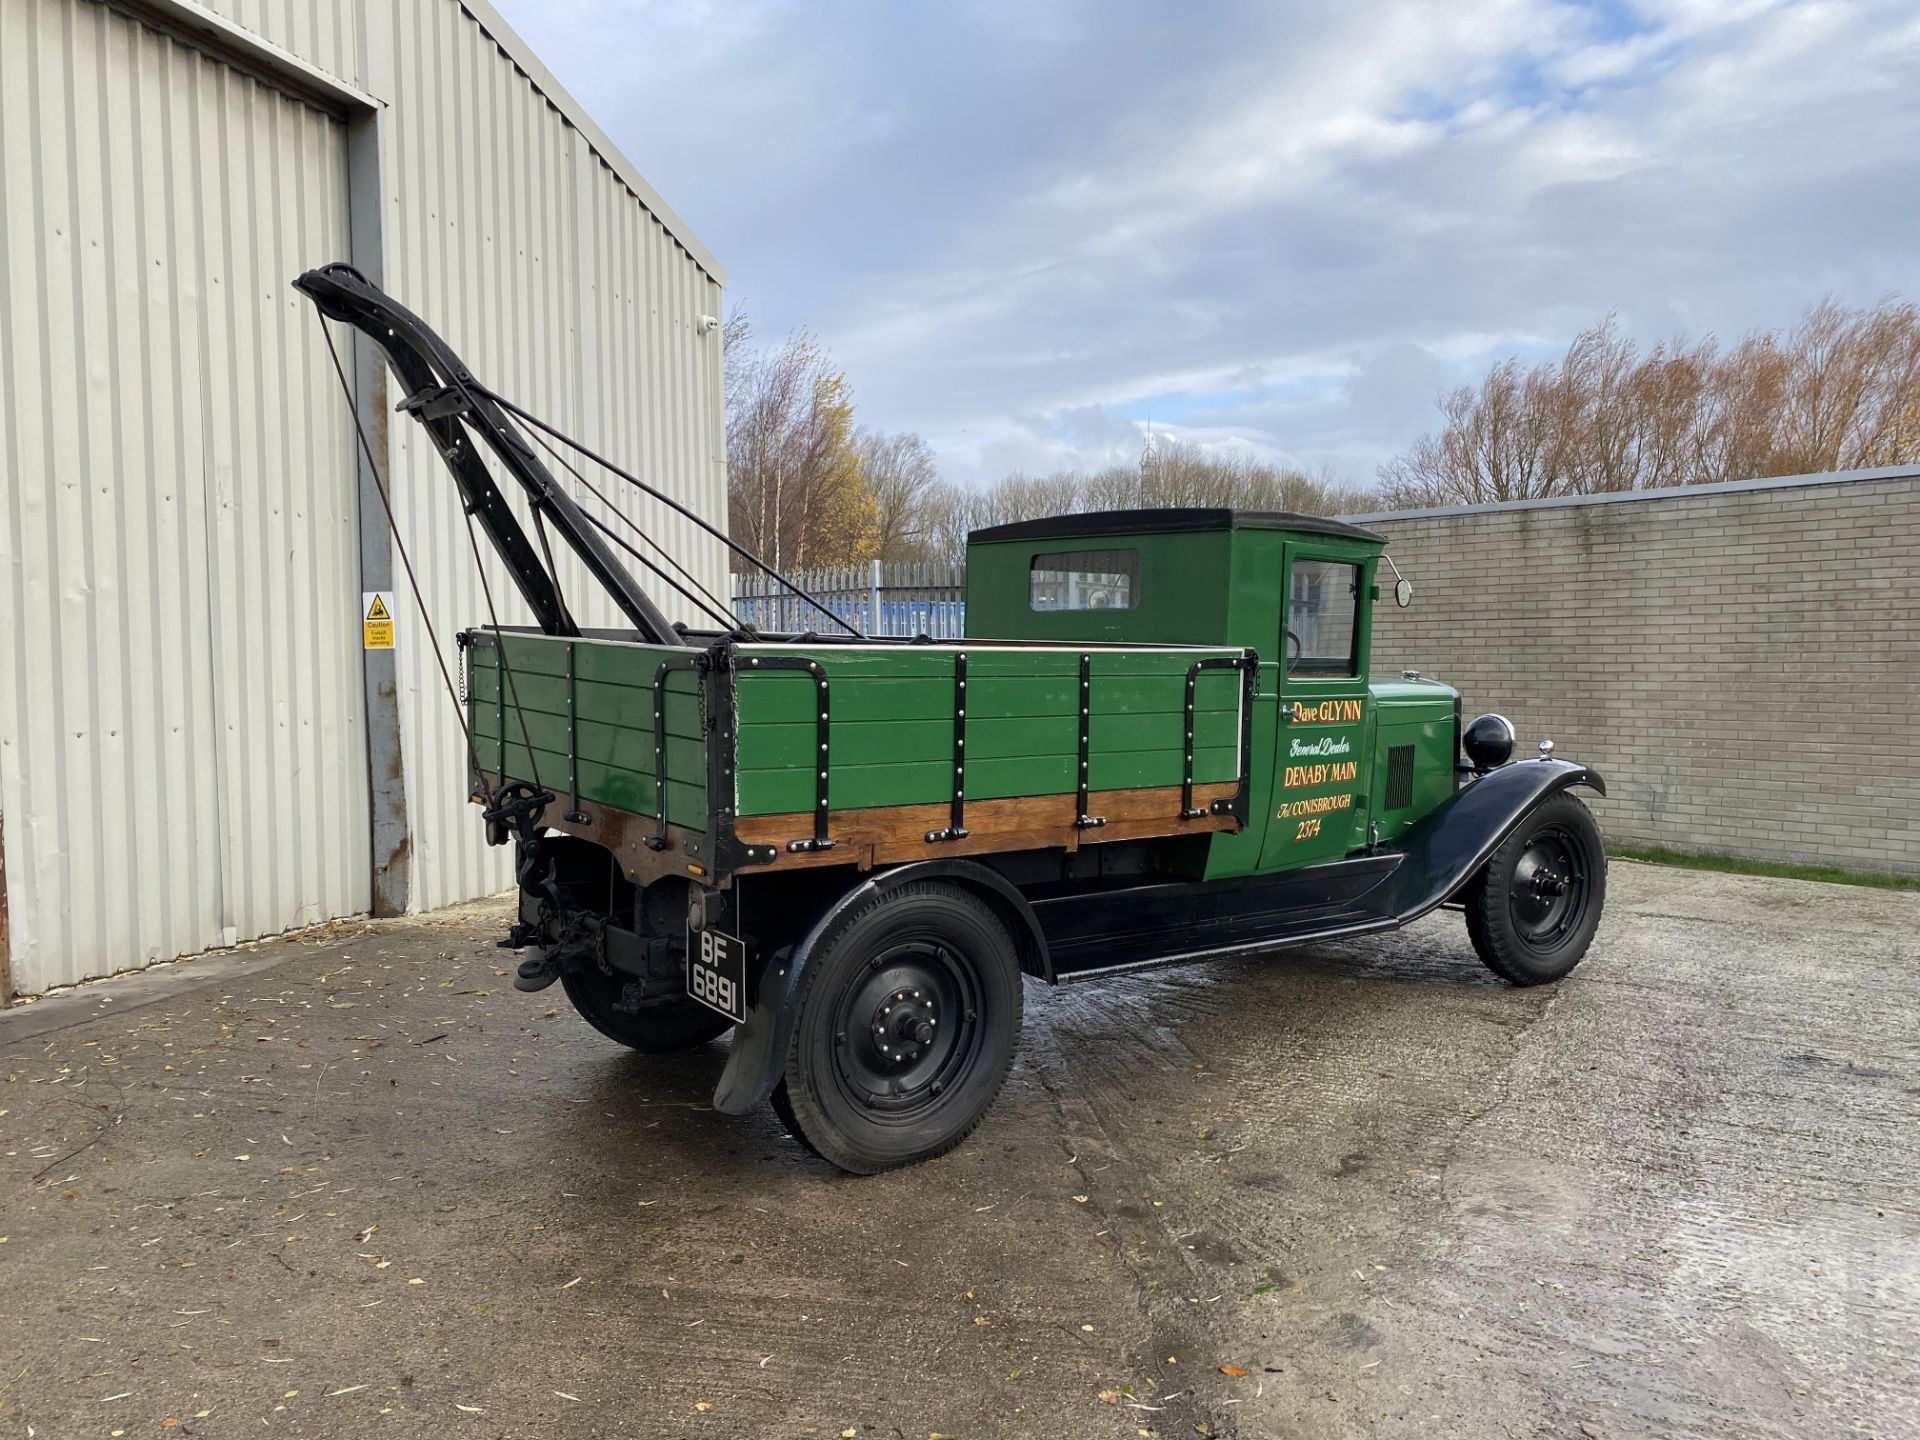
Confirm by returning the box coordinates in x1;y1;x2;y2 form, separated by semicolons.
711;860;1049;1116
1378;758;1605;923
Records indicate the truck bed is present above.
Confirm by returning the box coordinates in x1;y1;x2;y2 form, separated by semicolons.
465;630;1255;884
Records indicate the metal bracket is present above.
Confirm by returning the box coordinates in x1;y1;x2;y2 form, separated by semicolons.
395;383;471;422
1182;653;1259;820
742;655;835;851
562;641;589;825
646;654;703;851
1074;652;1106;829
927;652;971;843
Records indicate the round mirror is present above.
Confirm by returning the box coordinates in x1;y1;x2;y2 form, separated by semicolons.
1394;577;1413;608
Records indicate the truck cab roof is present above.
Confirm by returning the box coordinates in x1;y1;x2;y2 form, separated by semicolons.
970;507;1384;545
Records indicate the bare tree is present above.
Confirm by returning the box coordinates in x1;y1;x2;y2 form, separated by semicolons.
856;429;941;561
1379;297;1920;506
725;312;875;571
921;443;1368;563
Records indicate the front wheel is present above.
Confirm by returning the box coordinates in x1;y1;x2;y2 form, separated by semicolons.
1464;792;1606;985
775;881;1023;1174
560;967;733;1053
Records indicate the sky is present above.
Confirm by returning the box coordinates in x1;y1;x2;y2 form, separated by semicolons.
493;0;1920;492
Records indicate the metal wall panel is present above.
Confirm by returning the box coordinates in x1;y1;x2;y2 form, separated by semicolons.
0;0;369;990
372;0;729;910
1;0;726;988
183;0;730;914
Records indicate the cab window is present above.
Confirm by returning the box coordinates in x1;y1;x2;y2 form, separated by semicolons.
1287;559;1360;677
1030;549;1139;611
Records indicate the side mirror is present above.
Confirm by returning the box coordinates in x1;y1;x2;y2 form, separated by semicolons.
1382;551;1413;608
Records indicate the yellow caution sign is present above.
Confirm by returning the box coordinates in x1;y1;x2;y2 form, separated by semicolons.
362;591;395;649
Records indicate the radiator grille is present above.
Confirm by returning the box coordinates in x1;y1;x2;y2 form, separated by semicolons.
1384;744;1416;810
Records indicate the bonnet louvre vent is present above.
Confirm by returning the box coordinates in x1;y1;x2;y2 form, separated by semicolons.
1384;745;1416;811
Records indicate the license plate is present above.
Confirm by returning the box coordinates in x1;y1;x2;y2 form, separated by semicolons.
687;927;747;1023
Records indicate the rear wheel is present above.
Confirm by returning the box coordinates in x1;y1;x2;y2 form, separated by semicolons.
777;882;1022;1174
1464;793;1606;985
560;967;733;1053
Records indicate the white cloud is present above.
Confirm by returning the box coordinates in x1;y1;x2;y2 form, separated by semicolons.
493;0;1920;488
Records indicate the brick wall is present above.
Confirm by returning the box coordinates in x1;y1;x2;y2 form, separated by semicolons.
1351;469;1920;876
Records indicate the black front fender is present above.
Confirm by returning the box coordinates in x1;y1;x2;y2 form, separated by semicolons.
1375;759;1605;923
710;859;1049;1117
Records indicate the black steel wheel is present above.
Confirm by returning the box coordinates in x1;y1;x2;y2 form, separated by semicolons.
1464;792;1606;985
775;881;1022;1174
560;967;733;1053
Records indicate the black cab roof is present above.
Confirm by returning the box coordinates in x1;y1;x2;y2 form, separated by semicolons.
969;507;1383;545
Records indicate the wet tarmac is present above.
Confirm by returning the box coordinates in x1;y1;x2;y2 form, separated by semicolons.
1;861;1914;1438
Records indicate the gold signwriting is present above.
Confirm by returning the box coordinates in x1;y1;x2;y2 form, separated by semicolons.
1283;760;1358;788
1285;697;1364;726
1276;793;1355;819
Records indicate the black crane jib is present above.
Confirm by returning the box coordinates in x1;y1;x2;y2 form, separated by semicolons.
294;262;684;648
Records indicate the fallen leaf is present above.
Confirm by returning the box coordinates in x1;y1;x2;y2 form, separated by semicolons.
1081;1323;1095;1332
559;1277;582;1290
1073;1195;1090;1203
1219;1364;1250;1377
162;1421;181;1430
407;1277;425;1285
694;1401;713;1412
453;1403;483;1413
842;1431;857;1438
1098;1390;1120;1404
973;1315;992;1326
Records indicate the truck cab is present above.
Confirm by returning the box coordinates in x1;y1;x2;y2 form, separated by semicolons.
963;509;1457;877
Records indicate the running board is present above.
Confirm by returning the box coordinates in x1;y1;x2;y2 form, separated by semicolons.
1037;852;1404;982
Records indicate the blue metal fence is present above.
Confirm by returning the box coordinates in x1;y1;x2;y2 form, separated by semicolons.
731;560;966;638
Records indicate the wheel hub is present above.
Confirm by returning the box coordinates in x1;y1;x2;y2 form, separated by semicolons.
870;987;938;1065
830;941;984;1117
1510;829;1584;943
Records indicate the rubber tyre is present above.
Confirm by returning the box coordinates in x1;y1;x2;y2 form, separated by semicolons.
778;881;1022;1175
767;1081;818;1157
1464;792;1606;986
560;968;733;1053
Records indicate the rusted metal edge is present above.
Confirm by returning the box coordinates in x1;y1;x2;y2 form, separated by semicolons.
0;805;13;1006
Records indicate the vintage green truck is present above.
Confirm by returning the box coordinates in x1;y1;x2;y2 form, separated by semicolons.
298;265;1607;1174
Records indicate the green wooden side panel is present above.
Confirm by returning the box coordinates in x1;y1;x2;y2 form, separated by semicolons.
732;645;1245;817
467;634;708;832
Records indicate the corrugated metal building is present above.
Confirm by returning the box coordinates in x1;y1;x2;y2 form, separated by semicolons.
0;0;728;997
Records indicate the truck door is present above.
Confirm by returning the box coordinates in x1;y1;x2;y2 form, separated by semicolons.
1260;548;1371;870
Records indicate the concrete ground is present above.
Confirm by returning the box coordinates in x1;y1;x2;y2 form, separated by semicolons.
0;862;1914;1440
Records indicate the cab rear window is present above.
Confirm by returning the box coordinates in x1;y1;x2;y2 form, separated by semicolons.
1030;549;1139;611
